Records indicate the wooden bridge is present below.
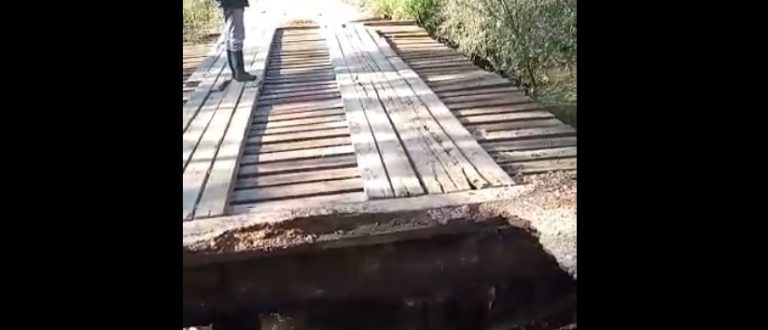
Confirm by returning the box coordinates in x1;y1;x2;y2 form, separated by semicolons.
182;6;577;327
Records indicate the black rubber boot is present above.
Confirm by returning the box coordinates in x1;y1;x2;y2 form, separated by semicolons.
227;50;257;82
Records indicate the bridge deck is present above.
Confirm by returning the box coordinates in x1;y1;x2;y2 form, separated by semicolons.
181;15;576;256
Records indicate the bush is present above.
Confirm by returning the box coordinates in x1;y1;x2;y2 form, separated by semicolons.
183;0;220;42
355;0;577;126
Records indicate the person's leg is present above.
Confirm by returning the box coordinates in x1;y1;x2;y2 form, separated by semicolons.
224;7;256;82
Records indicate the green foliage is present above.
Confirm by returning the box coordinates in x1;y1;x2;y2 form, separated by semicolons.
183;0;220;42
354;0;577;126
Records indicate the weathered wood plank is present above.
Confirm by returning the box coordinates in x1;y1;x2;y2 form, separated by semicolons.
452;103;543;117
227;191;368;216
474;126;576;142
202;185;530;244
438;86;521;98
183;47;228;132
430;79;515;93
182;83;228;170
195;24;276;218
241;144;355;164
491;147;578;163
343;28;452;192
366;27;515;187
458;111;555;125
250;114;347;130
245;136;352;154
440;92;530;104
182;76;244;220
257;93;341;106
501;158;577;174
326;25;407;198
252;103;342;118
239;154;358;176
481;136;578;153
251;108;345;124
465;118;563;133
259;88;340;101
249;120;348;136
447;98;535;111
236;167;360;189
248;127;349;144
231;177;364;203
255;99;343;113
261;82;338;96
353;25;485;192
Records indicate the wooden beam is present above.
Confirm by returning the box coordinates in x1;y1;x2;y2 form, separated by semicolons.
183;185;530;248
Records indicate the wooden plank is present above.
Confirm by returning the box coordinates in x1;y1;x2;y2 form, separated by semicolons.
338;27;426;197
230;177;364;203
250;114;347;130
267;64;334;72
195;23;277;218
262;74;336;84
501;158;577;174
345;27;460;193
481;136;578;153
353;26;495;192
183;50;228;132
323;26;397;199
452;103;543;117
492;147;578;163
252;108;345;124
262;80;339;89
264;71;335;80
259;88;339;101
408;61;477;71
182;84;227;170
440;92;530;104
241;144;355;164
249;120;348;136
227;191;368;216
421;71;497;84
257;93;341;106
405;55;469;65
465;118;563;133
182;76;244;220
447;98;535;110
209;185;530;240
239;154;358;177
438;86;520;98
183;32;225;84
248;127;349;144
256;99;343;113
366;27;515;187
253;105;342;121
474;126;576;142
327;25;417;198
261;84;338;97
252;103;342;117
458;111;555;125
236;167;360;189
417;65;478;75
430;80;516;93
245;136;352;154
